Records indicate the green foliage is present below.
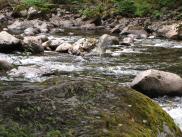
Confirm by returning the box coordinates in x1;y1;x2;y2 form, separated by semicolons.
0;122;33;137
134;0;151;16
46;130;62;137
113;0;136;16
112;0;182;17
153;10;163;19
19;0;55;12
79;4;104;18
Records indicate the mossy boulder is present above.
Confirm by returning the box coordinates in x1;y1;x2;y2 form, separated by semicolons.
0;79;181;137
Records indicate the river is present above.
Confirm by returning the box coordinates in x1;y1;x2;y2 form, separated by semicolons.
0;31;182;130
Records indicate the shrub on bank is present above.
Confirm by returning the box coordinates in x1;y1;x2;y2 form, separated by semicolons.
78;0;182;18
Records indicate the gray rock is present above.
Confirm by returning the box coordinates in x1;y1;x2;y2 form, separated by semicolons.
0;31;22;53
60;20;74;28
23;36;42;45
120;26;148;39
81;23;96;30
8;20;32;34
27;7;41;19
86;16;102;26
19;10;28;17
42;41;51;50
8;20;53;34
147;21;182;40
0;14;6;22
158;23;182;40
95;34;119;54
50;28;64;34
110;24;122;34
122;36;134;46
56;42;72;53
48;38;65;50
131;69;182;97
0;60;13;72
24;27;40;36
23;36;45;54
0;79;181;136
23;42;44;54
70;38;97;55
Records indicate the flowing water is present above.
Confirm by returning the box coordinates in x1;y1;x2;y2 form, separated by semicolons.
1;31;182;129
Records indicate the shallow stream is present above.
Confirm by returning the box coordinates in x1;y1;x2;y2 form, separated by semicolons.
1;31;182;129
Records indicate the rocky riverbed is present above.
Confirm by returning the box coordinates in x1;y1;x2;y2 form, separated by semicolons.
0;5;182;137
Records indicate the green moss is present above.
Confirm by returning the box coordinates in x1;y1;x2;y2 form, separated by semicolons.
125;88;181;136
0;80;181;137
0;121;33;137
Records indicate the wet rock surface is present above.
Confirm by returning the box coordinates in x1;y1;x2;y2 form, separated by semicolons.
131;69;182;97
0;31;23;53
0;60;13;73
0;79;181;137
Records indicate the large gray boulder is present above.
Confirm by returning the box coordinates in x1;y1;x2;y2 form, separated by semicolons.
0;31;22;53
131;69;182;97
0;79;181;136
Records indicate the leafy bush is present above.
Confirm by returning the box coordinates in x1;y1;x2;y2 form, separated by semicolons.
112;0;181;17
46;130;62;137
19;0;55;12
21;0;47;7
0;122;33;137
134;0;151;16
79;4;104;18
113;0;136;16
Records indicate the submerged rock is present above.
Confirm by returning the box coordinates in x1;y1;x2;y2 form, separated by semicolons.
131;69;182;97
0;31;22;53
0;79;181;136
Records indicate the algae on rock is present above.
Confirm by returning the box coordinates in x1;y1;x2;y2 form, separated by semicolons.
0;79;181;137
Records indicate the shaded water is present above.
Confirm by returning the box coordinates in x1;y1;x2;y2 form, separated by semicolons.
0;31;182;129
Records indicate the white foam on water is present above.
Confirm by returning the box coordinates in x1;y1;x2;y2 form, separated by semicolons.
163;107;182;130
155;97;182;130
